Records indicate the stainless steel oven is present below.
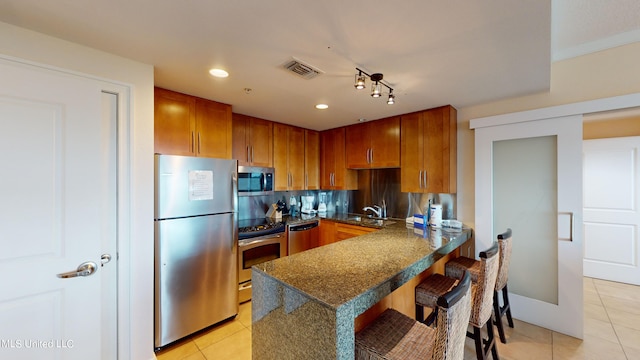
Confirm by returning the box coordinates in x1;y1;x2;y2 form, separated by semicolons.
237;219;286;303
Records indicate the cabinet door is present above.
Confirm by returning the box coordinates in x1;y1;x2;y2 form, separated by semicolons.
371;116;400;168
320;130;336;189
195;98;232;159
232;113;249;165
335;223;378;241
154;87;196;156
273;123;305;190
273;123;289;190
318;220;336;246
345;122;370;169
332;128;357;190
304;130;320;190
232;114;273;167
424;106;456;193
288;126;305;190
248;117;273;167
400;112;424;193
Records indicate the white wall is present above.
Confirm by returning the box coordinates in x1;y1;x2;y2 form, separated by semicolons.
0;21;155;360
456;42;640;231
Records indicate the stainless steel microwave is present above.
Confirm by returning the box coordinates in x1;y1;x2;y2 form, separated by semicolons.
237;166;275;196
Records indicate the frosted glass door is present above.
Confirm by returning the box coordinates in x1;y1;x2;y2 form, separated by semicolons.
475;115;583;339
493;136;558;304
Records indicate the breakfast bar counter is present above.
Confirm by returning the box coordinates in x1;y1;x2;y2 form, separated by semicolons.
251;220;472;360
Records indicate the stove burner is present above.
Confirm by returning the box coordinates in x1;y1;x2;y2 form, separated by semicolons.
238;218;285;239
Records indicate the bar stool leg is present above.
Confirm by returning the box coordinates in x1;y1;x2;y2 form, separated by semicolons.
487;322;499;360
472;326;484;360
502;285;514;328
493;290;507;343
415;304;424;323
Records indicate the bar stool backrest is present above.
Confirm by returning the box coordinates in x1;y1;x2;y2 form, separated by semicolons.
433;271;472;360
495;228;513;292
469;242;500;328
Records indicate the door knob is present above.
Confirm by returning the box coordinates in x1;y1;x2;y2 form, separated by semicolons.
101;254;112;267
56;261;97;278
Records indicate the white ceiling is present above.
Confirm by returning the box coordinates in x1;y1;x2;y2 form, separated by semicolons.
1;1;639;130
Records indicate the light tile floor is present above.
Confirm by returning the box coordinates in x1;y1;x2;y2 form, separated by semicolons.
156;277;640;360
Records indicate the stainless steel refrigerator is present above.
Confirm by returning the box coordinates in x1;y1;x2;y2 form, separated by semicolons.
154;154;238;349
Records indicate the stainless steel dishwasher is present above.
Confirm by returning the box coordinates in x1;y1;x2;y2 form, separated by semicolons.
287;219;320;255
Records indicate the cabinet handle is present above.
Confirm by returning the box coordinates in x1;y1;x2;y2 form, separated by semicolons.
366;148;370;164
251;146;254;163
305;174;308;188
191;132;195;154
197;132;201;154
419;170;423;189
370;148;374;164
246;146;250;163
424;170;428;190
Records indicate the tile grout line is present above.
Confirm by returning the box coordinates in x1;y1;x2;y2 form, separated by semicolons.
593;279;631;360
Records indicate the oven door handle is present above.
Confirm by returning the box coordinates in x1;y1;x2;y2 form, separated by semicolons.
238;234;284;250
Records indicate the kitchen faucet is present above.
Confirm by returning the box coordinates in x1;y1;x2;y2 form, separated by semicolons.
363;200;387;219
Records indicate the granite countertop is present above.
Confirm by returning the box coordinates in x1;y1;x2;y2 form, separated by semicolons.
254;219;472;312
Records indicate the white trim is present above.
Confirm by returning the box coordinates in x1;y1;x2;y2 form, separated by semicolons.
469;92;640;129
552;29;640;62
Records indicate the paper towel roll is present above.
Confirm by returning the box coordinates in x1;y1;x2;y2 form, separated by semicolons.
429;204;442;228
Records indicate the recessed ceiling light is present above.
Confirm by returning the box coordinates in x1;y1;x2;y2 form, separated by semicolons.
209;68;229;78
315;104;329;110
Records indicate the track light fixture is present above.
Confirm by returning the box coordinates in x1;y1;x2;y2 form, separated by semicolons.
354;68;395;104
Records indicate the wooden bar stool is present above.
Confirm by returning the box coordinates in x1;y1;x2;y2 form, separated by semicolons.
355;271;472;360
415;242;500;360
446;229;513;343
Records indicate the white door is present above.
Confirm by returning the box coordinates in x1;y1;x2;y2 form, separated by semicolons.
0;58;117;359
474;115;583;338
583;136;640;285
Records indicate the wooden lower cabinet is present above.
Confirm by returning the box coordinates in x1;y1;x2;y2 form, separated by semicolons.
319;220;378;246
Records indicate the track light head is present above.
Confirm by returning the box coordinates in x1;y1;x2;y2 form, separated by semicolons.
387;92;395;104
354;72;366;90
371;82;382;97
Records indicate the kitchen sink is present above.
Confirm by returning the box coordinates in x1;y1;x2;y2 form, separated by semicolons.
346;215;395;227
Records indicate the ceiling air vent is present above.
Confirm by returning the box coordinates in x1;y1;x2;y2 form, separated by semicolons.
282;58;323;80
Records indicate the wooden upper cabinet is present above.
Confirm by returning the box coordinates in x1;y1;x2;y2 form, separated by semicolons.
304;129;320;190
345;116;400;169
154;87;232;158
273;123;305;191
195;98;232;158
320;128;357;190
154;87;195;156
400;105;457;194
232;113;273;167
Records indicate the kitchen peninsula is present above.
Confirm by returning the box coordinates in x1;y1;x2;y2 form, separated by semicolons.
252;220;472;359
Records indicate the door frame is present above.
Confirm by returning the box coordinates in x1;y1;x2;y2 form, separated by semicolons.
0;54;135;358
470;92;640;339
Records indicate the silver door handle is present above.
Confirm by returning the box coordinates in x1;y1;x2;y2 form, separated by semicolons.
57;261;97;278
101;254;112;267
